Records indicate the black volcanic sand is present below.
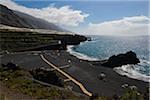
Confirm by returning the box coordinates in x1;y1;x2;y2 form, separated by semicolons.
0;50;148;96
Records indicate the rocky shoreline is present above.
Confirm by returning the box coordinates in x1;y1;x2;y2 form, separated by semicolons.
1;50;148;97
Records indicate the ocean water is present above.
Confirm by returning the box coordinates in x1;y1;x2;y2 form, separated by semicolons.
67;36;150;82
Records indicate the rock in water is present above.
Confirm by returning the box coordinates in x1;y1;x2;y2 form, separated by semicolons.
102;51;140;68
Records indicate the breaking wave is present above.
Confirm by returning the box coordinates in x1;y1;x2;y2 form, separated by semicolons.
67;45;99;61
67;45;150;82
114;60;150;82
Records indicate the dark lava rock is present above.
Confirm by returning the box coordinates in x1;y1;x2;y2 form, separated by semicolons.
1;62;21;71
102;51;140;68
30;68;64;87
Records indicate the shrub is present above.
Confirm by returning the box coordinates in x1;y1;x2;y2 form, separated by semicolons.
120;88;144;100
30;68;64;87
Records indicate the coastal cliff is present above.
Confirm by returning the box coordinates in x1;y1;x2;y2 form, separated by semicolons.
0;28;87;52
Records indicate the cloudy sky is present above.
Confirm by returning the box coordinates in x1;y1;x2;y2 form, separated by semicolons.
0;0;149;36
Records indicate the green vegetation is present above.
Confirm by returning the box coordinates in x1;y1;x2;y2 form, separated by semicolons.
0;63;88;99
0;29;87;52
93;88;146;100
0;62;148;100
30;68;64;87
0;94;5;100
120;88;144;100
0;30;57;51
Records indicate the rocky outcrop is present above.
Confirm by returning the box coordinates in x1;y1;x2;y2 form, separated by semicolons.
51;34;87;45
102;51;140;68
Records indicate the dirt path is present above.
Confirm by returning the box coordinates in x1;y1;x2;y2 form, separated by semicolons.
40;54;92;97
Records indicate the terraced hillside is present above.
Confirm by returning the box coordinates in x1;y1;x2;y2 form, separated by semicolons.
0;29;87;52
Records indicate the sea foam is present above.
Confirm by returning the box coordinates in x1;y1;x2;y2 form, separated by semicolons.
67;45;150;82
67;45;99;61
114;61;150;82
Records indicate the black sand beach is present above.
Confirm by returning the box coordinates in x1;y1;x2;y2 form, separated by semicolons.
0;50;148;96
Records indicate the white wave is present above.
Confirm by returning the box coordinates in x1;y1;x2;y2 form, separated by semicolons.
67;45;150;82
114;64;150;82
67;45;99;61
140;59;150;65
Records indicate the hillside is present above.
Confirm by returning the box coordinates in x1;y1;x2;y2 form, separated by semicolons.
0;4;87;52
0;28;87;52
0;4;64;31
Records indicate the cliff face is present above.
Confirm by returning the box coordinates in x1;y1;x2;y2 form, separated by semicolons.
49;34;87;45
